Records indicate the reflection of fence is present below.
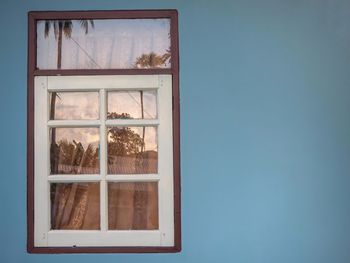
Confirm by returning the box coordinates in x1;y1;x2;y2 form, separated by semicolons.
55;151;158;174
108;152;157;174
57;164;99;174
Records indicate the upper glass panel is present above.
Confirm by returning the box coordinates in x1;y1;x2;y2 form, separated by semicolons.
49;91;99;120
37;19;171;69
107;90;157;119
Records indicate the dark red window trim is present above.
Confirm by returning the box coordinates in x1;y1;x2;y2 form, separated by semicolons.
27;9;181;254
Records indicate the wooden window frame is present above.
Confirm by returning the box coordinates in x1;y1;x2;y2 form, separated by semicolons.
27;9;181;254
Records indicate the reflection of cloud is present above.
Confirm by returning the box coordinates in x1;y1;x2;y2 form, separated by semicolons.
54;128;99;149
52;92;99;120
130;127;157;151
56;104;78;109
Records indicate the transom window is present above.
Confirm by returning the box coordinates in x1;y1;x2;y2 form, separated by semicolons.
27;10;180;253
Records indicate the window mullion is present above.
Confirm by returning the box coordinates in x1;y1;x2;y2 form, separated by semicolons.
100;89;107;231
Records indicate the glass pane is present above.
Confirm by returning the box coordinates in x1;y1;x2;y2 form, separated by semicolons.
37;19;171;69
107;126;157;174
50;182;100;230
50;128;100;174
108;182;158;230
49;91;99;120
107;90;157;119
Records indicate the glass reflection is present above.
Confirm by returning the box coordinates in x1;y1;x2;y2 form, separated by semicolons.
107;126;157;174
108;182;158;230
50;128;99;174
37;19;170;69
51;182;100;230
49;92;99;120
107;90;157;119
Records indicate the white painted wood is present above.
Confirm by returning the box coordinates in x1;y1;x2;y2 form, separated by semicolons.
35;74;174;247
105;119;159;126
157;75;174;246
48;175;101;182
34;76;49;246
99;89;107;231
47;120;100;127
106;174;160;182
48;75;159;91
47;230;161;247
100;180;107;231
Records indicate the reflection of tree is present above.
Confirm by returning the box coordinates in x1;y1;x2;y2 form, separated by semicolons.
50;135;99;174
107;112;157;174
134;29;171;69
107;113;145;157
134;52;170;68
107;125;145;174
108;127;144;156
107;112;133;119
44;20;94;69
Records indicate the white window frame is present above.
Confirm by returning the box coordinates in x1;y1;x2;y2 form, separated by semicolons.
34;75;174;247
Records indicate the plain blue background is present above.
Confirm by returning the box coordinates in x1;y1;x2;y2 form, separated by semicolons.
1;0;350;262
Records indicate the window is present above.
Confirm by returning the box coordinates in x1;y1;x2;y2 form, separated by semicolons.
27;10;180;253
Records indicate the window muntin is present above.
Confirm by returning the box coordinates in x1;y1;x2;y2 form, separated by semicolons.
37;19;171;69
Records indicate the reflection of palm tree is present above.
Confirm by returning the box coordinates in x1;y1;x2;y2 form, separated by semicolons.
45;20;94;118
134;52;170;69
108;126;145;156
51;137;99;174
134;29;171;69
44;20;94;69
133;35;171;151
45;20;94;173
134;51;169;152
46;20;97;231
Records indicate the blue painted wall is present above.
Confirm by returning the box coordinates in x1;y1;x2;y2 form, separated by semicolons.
1;0;350;262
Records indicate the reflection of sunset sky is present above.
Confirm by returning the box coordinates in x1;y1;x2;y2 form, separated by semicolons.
52;92;99;120
52;91;157;120
107;91;157;119
37;19;170;69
